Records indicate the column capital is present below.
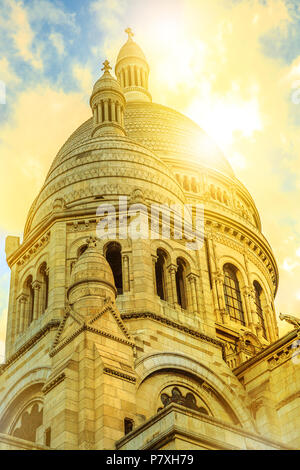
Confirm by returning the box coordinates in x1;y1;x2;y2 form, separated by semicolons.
167;264;177;274
32;280;42;290
17;293;28;303
187;273;197;283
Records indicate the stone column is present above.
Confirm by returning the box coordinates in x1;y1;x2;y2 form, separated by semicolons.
93;106;97;126
242;286;255;331
168;265;178;307
116;104;121;124
104;101;109;121
188;274;198;314
125;67;129;87
19;295;28;334
32;281;41;321
122;254;130;293
97;103;102;123
130;66;135;86
152;254;158;295
137;68;142;86
111;101;116;122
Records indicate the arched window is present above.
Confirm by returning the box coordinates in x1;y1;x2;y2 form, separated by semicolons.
105;242;123;295
12;402;43;443
253;281;267;339
176;258;187;310
39;262;49;312
223;264;245;325
155;249;167;301
24;276;34;327
78;244;88;257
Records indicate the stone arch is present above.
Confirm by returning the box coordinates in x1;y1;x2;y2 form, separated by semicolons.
19;266;35;289
249;271;272;304
68;236;91;259
134;352;253;430
219;256;248;287
104;241;123;295
150;240;172;263
33;253;49;273
0;367;50;436
171;247;196;273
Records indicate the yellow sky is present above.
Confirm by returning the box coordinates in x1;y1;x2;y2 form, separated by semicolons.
1;0;300;354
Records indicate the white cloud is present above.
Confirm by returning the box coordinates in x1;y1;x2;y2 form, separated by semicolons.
73;64;93;95
49;32;65;56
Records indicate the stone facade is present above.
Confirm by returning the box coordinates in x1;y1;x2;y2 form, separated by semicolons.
0;30;299;450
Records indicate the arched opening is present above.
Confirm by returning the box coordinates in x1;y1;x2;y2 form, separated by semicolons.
176;258;187;310
24;275;34;327
105;242;123;295
210;184;216;199
78;244;88;257
253;281;267;339
223;263;245;325
12;402;43;443
39;262;49;312
155;249;167;301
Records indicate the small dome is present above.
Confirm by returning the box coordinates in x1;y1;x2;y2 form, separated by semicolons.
67;237;116;317
91;60;123;98
69;237;115;291
116;37;147;64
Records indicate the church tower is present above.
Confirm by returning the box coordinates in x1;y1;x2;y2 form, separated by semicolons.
0;30;299;451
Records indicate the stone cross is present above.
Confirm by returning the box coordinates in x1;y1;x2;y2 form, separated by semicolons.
125;27;134;40
102;60;112;73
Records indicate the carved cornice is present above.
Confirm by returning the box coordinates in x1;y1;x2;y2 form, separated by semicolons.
42;372;66;395
0;320;60;375
103;367;136;383
7;232;50;269
234;328;300;375
276;391;300;411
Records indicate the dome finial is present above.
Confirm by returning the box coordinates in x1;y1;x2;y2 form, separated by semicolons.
125;27;134;40
101;59;112;74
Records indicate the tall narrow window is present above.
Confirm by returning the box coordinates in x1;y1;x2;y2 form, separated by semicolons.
105;242;123;295
24;275;34;326
223;264;245;325
40;262;49;311
176;258;187;310
253;281;267;339
78;244;88;257
155;249;167;300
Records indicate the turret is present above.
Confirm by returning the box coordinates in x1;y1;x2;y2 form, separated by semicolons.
90;60;126;137
115;28;152;103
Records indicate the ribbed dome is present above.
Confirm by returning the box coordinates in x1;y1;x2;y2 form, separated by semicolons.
67;237;117;315
69;241;115;290
116;38;147;64
24;132;187;237
48;102;234;178
92;72;123;95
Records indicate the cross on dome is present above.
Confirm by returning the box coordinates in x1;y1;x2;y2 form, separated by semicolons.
101;59;112;73
125;27;134;40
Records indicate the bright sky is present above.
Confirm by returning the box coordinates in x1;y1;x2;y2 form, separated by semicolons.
1;0;300;359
